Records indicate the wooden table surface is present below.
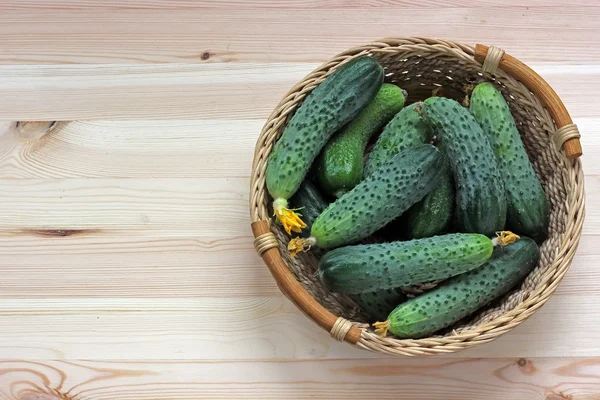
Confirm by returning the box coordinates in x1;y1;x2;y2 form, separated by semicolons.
0;1;599;399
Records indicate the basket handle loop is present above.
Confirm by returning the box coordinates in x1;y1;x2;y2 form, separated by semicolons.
481;45;505;75
330;317;354;341
475;44;582;159
254;231;279;255
251;220;362;344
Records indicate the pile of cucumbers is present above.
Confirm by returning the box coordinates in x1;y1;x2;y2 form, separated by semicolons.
265;56;548;339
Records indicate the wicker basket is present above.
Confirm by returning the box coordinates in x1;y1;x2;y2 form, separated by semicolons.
249;37;585;356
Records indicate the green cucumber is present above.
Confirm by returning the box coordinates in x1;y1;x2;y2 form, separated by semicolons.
404;168;454;239
352;289;407;322
318;233;493;294
290;181;406;320
422;97;506;237
364;102;432;177
376;236;539;338
288;144;444;255
266;56;384;234
316;84;407;197
469;82;549;241
364;101;453;239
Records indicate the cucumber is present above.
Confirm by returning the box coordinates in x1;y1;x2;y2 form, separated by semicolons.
422;97;506;237
266;56;384;234
469;82;549;241
352;289;407;322
316;84;407;197
289;180;329;239
364;102;432;177
404;164;454;239
290;182;406;320
318;233;493;294
375;236;539;339
288;144;444;255
364;101;453;239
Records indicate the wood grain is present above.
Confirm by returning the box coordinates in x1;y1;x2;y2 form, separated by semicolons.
0;232;280;298
0;230;594;299
0;293;597;360
0;177;252;232
0;121;260;178
1;358;599;400
0;63;295;120
1;175;597;233
0;118;598;178
3;0;600;9
0;8;599;65
0;63;599;120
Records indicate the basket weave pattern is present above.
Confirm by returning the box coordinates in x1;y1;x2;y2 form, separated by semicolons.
249;38;585;356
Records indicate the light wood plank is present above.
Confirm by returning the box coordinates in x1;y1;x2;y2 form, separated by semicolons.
0;297;358;360
0;358;599;400
3;0;599;10
0;120;261;178
0;177;251;233
0;63;596;120
0;63;294;120
0;229;593;299
0;176;596;233
0;232;280;298
0;293;597;360
0;117;596;178
0;8;599;65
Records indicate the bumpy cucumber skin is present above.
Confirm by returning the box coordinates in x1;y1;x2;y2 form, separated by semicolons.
289;180;329;239
311;144;444;249
405;164;454;239
422;97;507;237
352;289;407;322
291;182;406;318
386;237;539;338
364;101;449;240
470;82;549;241
316;84;407;197
364;102;432;177
266;56;384;200
318;233;493;294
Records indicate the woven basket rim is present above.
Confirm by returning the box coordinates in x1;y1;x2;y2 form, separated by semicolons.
249;37;585;357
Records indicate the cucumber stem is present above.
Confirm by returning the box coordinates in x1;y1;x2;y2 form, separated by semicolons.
414;102;423;115
462;83;475;107
288;236;316;258
462;94;470;107
273;198;307;235
373;320;390;337
431;87;444;97
492;231;520;247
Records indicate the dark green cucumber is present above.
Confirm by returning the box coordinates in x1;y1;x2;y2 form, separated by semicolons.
289;180;329;239
422;97;506;237
316;83;407;197
352;289;407;322
364;102;432;177
266;56;384;234
378;237;539;338
364;101;453;239
404;163;454;239
290;144;444;253
318;233;493;294
470;82;549;241
291;181;406;320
